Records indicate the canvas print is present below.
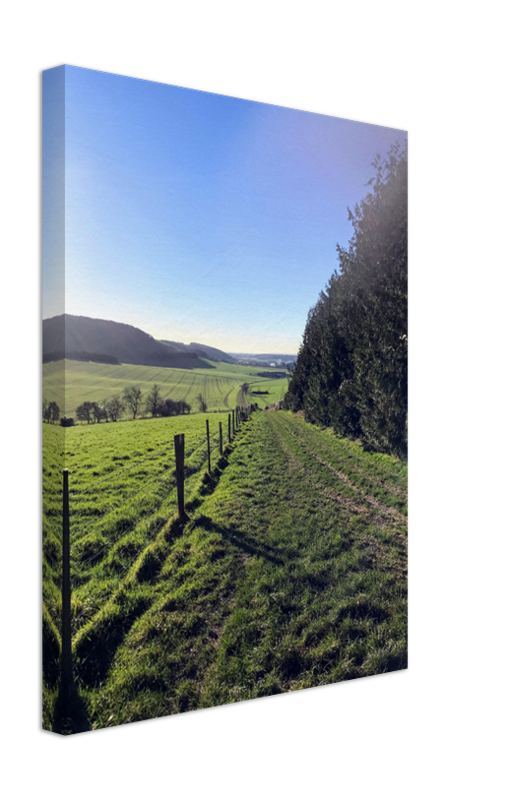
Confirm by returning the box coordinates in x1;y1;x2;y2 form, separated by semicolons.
42;66;408;734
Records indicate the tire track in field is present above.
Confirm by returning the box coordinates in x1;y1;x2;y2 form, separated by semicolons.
223;387;233;408
237;383;252;408
268;415;407;535
283;414;407;502
166;369;187;394
266;416;407;578
278;419;407;528
182;373;198;403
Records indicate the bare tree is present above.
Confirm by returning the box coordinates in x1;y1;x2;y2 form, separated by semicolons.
101;400;110;423
145;384;161;417
92;403;106;423
106;395;124;422
48;401;60;424
176;400;191;415
197;392;207;413
123;385;143;419
76;402;94;424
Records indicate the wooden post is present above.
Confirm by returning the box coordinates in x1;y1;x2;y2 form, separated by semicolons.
61;469;72;712
206;419;211;474
228;413;231;443
174;434;185;521
219;421;223;455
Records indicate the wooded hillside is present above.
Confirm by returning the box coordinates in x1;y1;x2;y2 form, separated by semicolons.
42;315;213;369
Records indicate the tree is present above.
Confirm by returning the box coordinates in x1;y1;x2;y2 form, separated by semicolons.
105;395;124;422
123;385;143;419
175;399;191;415
285;142;407;457
42;398;50;423
197;393;207;413
335;143;407;455
156;398;174;417
101;400;110;423
76;401;94;424
145;384;161;417
48;401;60;424
92;403;106;423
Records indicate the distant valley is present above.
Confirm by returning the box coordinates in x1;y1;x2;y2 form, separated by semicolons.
43;314;296;371
227;352;297;368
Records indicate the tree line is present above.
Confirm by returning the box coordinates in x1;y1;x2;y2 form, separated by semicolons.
285;143;407;458
42;399;60;423
42;384;200;425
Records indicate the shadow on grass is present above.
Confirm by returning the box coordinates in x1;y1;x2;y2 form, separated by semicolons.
73;593;152;687
195;514;284;566
52;680;91;735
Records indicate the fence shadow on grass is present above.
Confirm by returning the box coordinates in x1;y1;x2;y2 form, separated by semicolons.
52;681;90;735
195;514;284;566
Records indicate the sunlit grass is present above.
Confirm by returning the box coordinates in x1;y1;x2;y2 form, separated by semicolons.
61;410;407;731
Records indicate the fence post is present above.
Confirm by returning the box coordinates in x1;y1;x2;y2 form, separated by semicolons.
206;419;211;474
174;434;185;521
219;421;223;455
228;413;231;443
62;469;73;714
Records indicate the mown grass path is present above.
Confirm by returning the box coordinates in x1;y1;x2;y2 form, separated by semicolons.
73;411;407;730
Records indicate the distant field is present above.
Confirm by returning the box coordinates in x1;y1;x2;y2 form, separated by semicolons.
42;359;289;417
246;380;287;406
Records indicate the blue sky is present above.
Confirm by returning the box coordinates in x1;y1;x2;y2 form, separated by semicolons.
43;66;407;354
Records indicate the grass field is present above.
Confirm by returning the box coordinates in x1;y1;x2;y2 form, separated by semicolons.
43;409;407;732
42;359;289;417
42;424;64;728
245;380;288;406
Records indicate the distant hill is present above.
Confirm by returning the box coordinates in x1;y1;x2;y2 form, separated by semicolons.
190;342;236;363
160;340;235;363
43;315;213;369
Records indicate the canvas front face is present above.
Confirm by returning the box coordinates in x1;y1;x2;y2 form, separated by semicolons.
42;65;407;734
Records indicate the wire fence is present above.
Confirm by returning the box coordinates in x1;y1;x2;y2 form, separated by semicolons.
47;403;258;720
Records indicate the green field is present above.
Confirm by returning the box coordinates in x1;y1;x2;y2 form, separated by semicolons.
42;359;289;417
42;424;64;727
43;409;407;732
